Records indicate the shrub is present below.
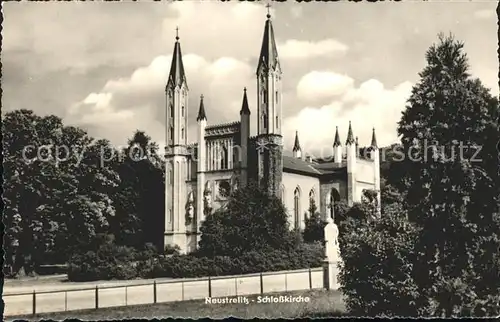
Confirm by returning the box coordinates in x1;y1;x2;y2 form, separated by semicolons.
339;202;426;317
303;199;326;243
198;181;295;257
68;241;139;281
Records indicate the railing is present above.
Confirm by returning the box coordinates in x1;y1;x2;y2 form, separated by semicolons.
3;267;324;317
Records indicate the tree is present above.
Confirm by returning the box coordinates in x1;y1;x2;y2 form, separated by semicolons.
340;202;425;317
197;181;298;257
110;130;165;249
303;199;326;243
396;34;500;316
3;110;120;276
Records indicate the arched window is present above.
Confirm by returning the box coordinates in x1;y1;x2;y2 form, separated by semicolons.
181;128;185;139
168;168;173;186
169;126;174;144
328;188;341;220
308;189;315;216
181;106;185;117
294;187;301;230
275;91;278;104
219;145;228;169
276;116;279;129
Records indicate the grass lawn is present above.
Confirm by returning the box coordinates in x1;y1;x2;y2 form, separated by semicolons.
8;289;346;320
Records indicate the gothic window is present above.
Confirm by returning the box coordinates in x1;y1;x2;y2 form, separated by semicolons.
329;188;341;220
168;168;173;186
309;189;315;216
181;106;185;117
220;145;228;169
261;89;267;104
294;187;301;230
169;126;174;144
181;127;185;139
169;102;174;119
262;114;268;130
276;116;279;129
275;91;278;104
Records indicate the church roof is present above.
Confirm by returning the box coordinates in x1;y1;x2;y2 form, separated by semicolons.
167;31;187;88
283;155;322;176
257;11;280;73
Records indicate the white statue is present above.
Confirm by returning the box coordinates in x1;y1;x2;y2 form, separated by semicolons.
324;216;341;262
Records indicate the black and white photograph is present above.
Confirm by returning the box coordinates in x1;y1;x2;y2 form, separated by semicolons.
2;0;499;319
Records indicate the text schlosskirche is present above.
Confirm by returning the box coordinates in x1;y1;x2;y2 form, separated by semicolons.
205;295;311;305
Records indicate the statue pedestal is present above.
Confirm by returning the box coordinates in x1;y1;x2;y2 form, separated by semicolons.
323;216;342;290
323;258;341;290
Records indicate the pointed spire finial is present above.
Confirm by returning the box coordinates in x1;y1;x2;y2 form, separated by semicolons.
293;130;301;152
266;3;271;19
175;26;179;41
371;127;378;148
240;87;251;115
346;121;355;145
333;126;341;147
197;94;207;122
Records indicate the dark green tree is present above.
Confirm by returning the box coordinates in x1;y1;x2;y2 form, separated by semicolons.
302;199;326;243
396;33;500;316
197;181;298;257
2;110;119;276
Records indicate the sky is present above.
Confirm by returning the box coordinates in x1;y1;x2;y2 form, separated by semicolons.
3;1;498;156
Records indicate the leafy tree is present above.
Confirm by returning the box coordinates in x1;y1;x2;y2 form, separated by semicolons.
197;181;298;257
395;33;500;316
110;130;165;249
340;202;425;317
303;199;326;243
2;110;119;276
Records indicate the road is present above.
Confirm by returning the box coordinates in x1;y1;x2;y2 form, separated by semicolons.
4;269;324;317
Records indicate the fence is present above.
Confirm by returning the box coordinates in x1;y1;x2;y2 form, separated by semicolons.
3;267;324;317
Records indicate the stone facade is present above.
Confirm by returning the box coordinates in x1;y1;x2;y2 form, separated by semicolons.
163;11;381;253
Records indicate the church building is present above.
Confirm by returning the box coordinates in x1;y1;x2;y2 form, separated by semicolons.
164;10;381;253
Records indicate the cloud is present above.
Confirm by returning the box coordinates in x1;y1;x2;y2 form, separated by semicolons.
473;9;494;20
290;6;303;18
296;71;354;103
67;53;254;146
279;39;348;60
284;76;412;156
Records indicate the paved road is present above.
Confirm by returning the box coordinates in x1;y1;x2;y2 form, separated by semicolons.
4;269;324;316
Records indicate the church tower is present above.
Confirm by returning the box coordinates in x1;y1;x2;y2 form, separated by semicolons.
165;29;189;253
256;7;283;197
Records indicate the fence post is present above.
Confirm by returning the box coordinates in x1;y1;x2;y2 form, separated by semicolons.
181;282;185;300
32;290;36;316
125;286;128;306
65;291;68;311
235;277;238;296
260;272;264;294
95;285;99;309
153;281;157;304
309;268;312;290
208;276;212;297
285;273;288;291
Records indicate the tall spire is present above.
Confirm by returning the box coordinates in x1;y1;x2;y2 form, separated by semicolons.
197;94;207;121
293;131;301;152
167;27;187;88
346;121;355;145
240;87;251;115
257;4;280;73
333;126;341;147
370;127;378;148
